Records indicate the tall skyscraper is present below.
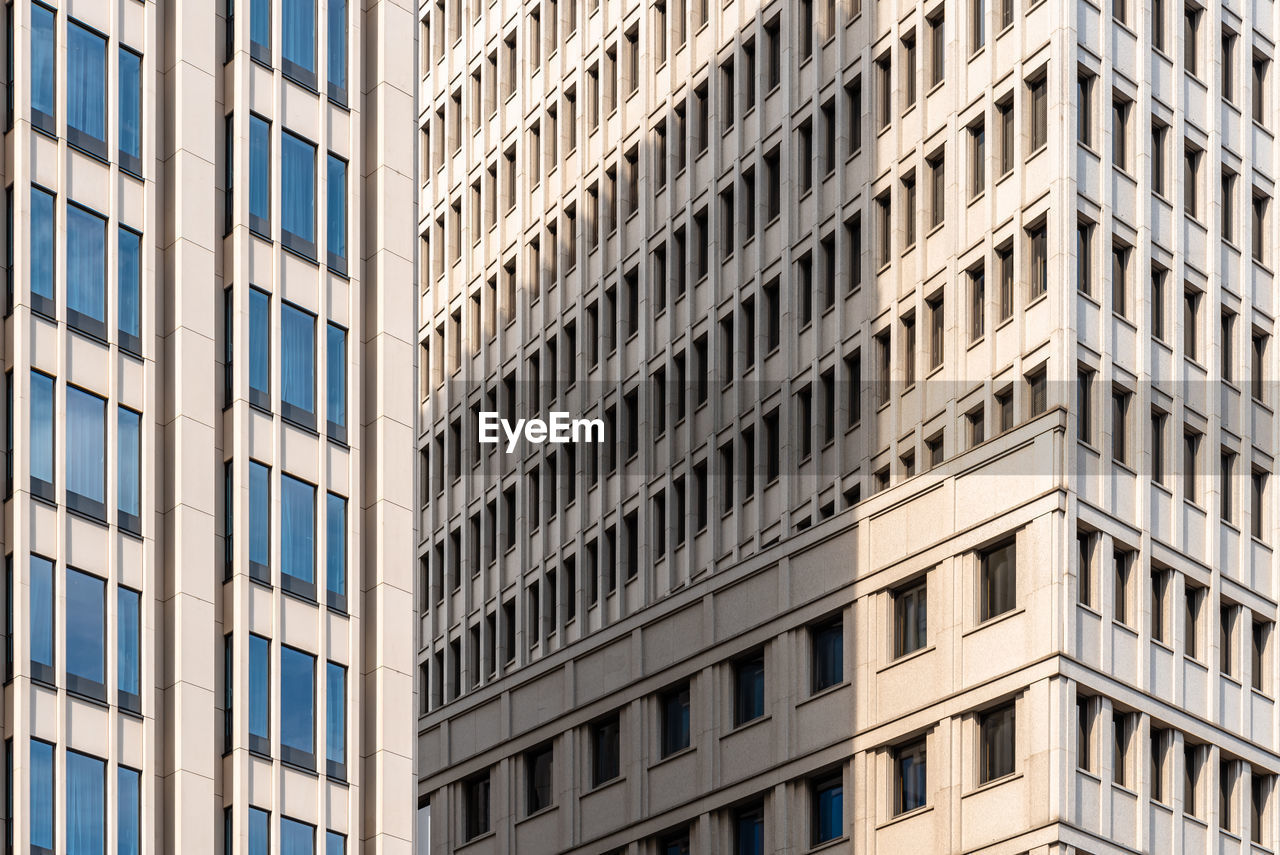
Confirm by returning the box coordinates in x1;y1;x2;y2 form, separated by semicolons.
415;1;1280;854
0;0;415;853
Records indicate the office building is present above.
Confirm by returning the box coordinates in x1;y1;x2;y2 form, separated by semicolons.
414;0;1280;853
0;0;415;852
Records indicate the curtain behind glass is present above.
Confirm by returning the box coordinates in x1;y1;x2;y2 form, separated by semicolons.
67;206;106;324
66;569;105;688
327;0;346;94
250;0;270;53
119;49;141;160
281;474;315;584
281;647;315;759
30;739;53;849
30;188;54;303
282;133;316;246
249;635;269;744
248;807;270;855
66;387;106;506
66;751;105;855
31;5;54;119
117;767;140;855
118;587;140;697
282;304;315;417
283;0;316;73
67;24;106;143
326;493;345;600
118;408;141;518
249;289;270;398
326;661;345;765
118;229;141;339
249;461;270;569
281;817;315;855
250;116;271;229
326;155;346;264
29;556;53;671
326;324;346;430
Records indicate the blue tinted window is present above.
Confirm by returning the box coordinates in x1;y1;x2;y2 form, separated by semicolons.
249;288;270;407
30;5;54;131
118;407;141;531
326;661;345;778
281;817;315;855
67;22;107;154
29;555;53;682
118;228;142;349
281;646;316;769
325;831;345;855
249;461;270;581
30;739;53;851
249;806;270;855
118;587;141;711
118;48;142;170
326;493;345;610
223;633;233;752
30;371;54;499
281;474;315;596
250;115;271;233
66;568;105;700
67;204;107;331
66;386;107;518
282;0;316;85
812;777;843;843
281;303;315;425
327;0;346;101
736;810;764;855
118;767;140;855
66;750;104;855
281;132;316;255
326;155;346;272
326;324;346;439
249;634;270;753
250;0;271;62
30;187;54;311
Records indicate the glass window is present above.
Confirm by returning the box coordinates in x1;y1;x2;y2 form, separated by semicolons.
893;580;928;658
249;806;270;855
326;661;346;779
67;204;107;335
30;187;55;315
733;652;765;725
118;407;141;533
281;817;315;855
30;739;54;854
326;154;346;272
325;831;345;855
281;303;316;427
734;804;764;855
979;703;1016;782
118;228;142;353
30;371;54;501
282;0;317;87
250;115;271;235
249;288;270;408
249;634;270;754
118;48;142;172
980;540;1017;621
326;324;346;441
326;492;346;611
895;739;927;813
66;568;106;700
118;586;141;713
30;4;54;133
249;460;270;582
463;771;491;841
812;774;843;844
67;21;107;155
281;645;316;769
250;0;271;63
30;555;53;684
282;131;317;257
525;743;553;814
327;0;347;102
659;683;690;757
591;714;620;786
66;386;107;520
64;750;106;855
118;766;140;855
811;617;844;692
281;473;316;598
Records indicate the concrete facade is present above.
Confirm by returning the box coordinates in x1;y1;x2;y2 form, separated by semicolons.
415;1;1280;855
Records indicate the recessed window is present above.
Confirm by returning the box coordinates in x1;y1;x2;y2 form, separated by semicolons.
591;713;621;787
67;21;107;156
30;371;55;502
326;492;347;611
463;769;492;841
979;540;1016;621
659;682;691;757
248;634;270;754
525;743;553;814
733;651;765;725
67;205;107;339
281;473;317;599
811;773;844;844
326;154;347;273
66;567;105;700
118;586;141;713
66;750;106;850
281;303;316;428
280;644;317;769
895;738;927;813
282;131;318;257
119;48;142;173
979;703;1015;783
810;616;844;692
118;407;142;533
31;4;55;133
328;0;348;102
893;580;927;658
118;228;142;353
67;386;106;521
249;115;272;235
30;186;55;317
326;661;346;779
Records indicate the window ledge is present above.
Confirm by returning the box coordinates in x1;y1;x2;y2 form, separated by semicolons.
722;713;772;738
964;606;1026;637
875;803;933;830
806;836;849;854
798;680;849;708
649;745;696;771
878;644;935;674
584;774;626;797
1111;619;1139;637
962;770;1023;798
514;804;557;827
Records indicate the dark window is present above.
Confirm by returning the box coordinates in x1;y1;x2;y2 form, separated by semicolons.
733;652;765;725
660;683;691;756
811;616;843;692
